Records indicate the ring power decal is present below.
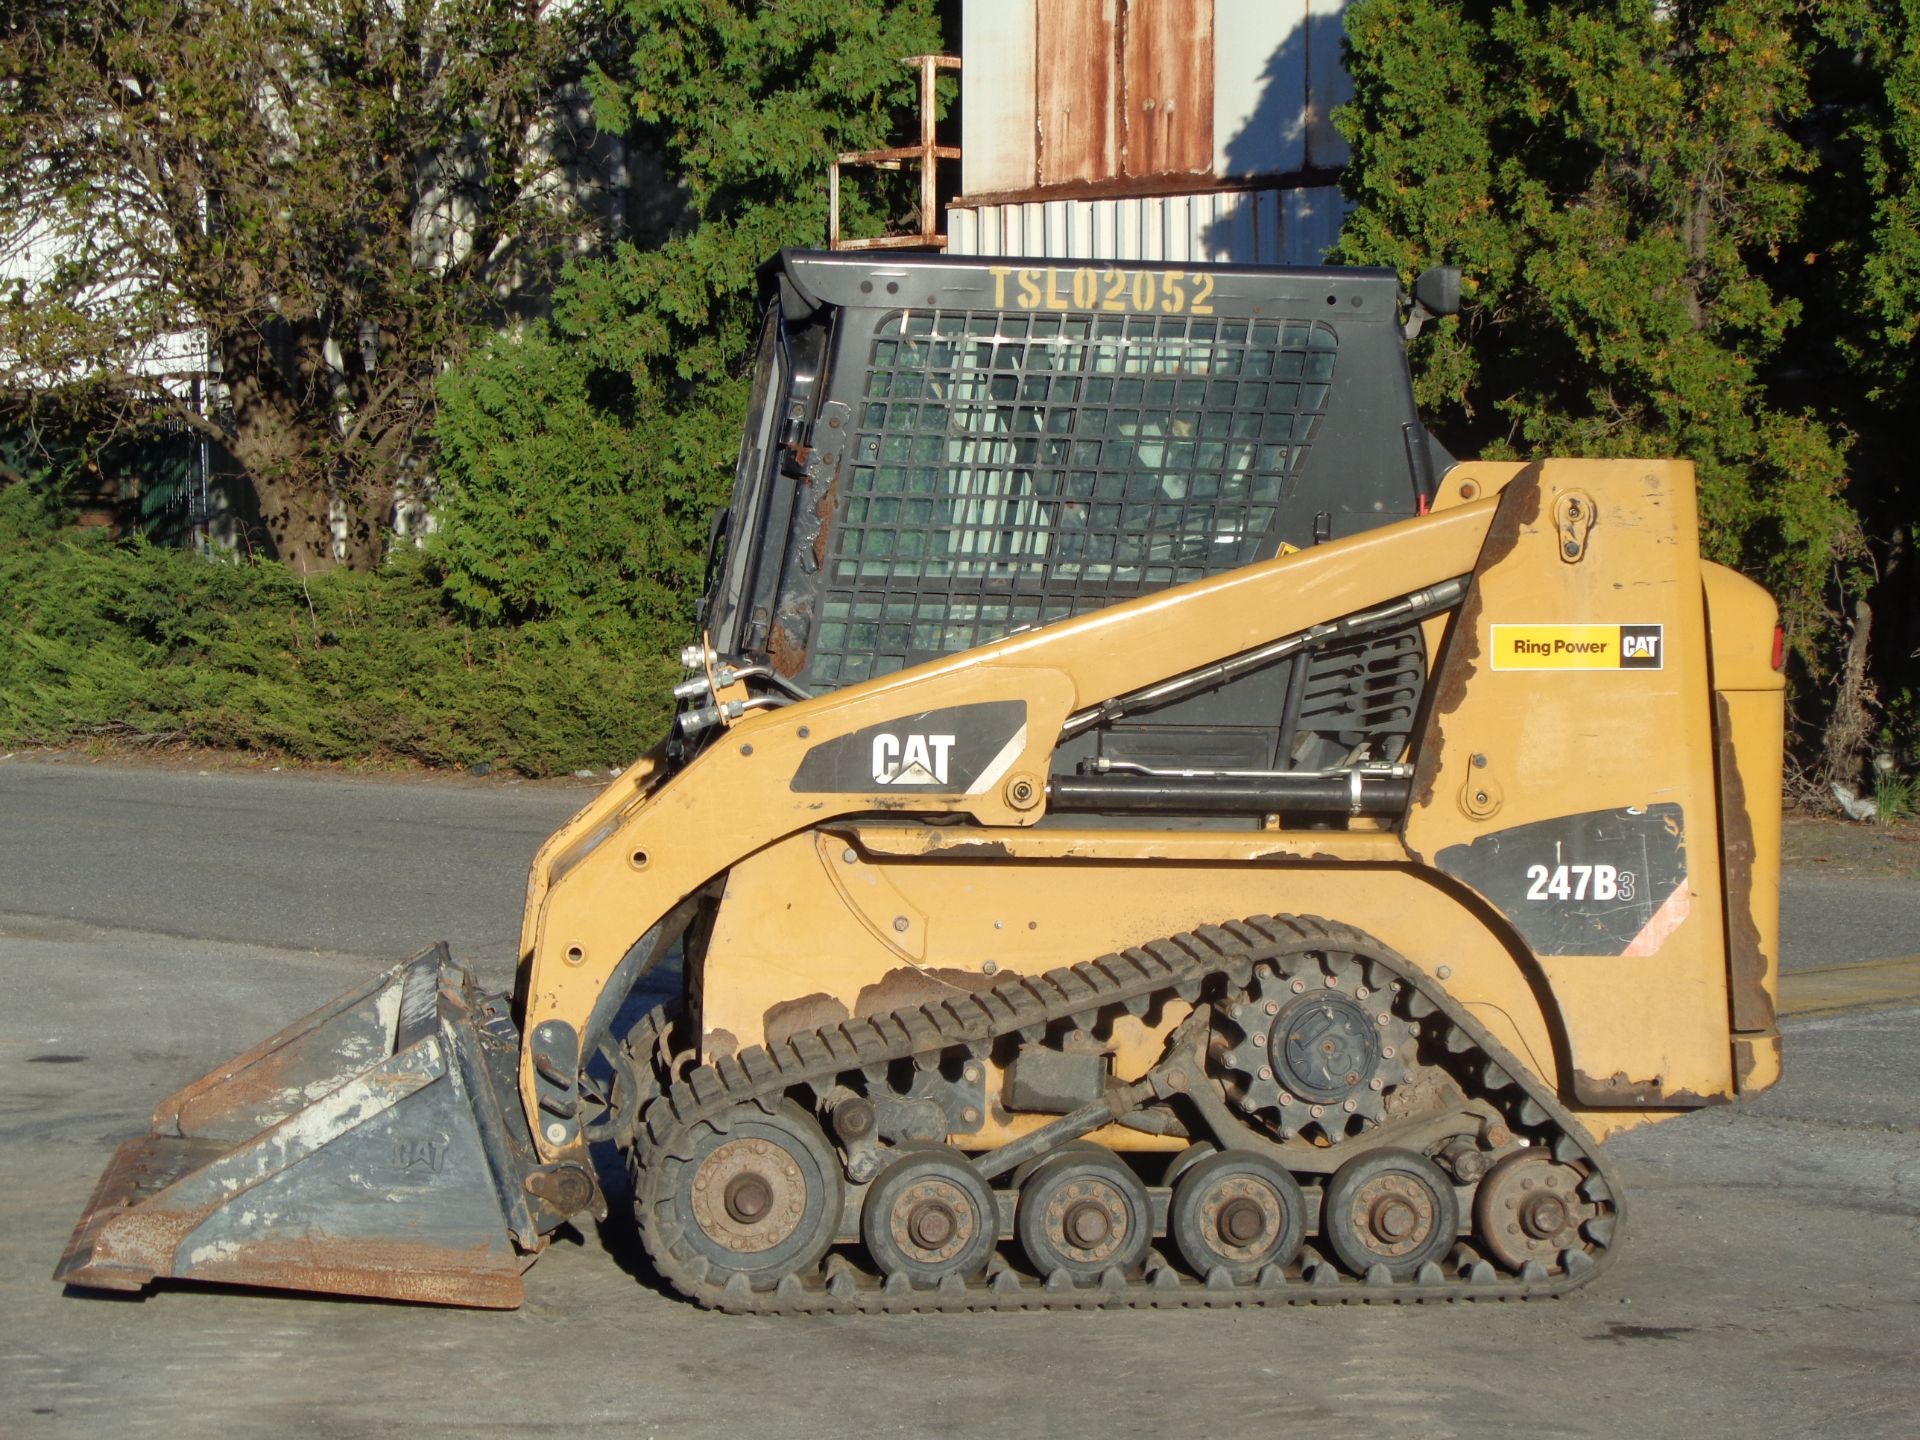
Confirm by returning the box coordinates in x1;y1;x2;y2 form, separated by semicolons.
1491;624;1664;671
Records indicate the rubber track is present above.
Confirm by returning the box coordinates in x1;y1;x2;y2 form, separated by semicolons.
630;915;1624;1315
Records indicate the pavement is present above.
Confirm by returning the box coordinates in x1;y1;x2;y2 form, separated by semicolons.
0;756;1915;1439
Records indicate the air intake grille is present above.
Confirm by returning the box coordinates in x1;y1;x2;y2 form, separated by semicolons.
1295;627;1426;761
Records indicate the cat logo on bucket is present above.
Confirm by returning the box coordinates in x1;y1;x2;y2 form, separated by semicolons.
872;733;956;786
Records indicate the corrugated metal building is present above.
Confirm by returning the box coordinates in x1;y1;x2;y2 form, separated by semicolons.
949;0;1353;266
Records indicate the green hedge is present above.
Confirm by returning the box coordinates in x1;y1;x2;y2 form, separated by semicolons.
0;486;679;775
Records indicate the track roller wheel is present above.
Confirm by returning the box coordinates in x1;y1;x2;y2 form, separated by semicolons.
667;1099;842;1289
1160;1141;1218;1190
1322;1147;1458;1279
1170;1149;1307;1282
861;1147;998;1285
1016;1148;1152;1282
1473;1148;1596;1271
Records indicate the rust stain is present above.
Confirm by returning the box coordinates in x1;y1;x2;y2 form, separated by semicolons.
702;1027;741;1063
923;840;1013;858
1715;694;1775;1032
766;620;808;679
170;1018;379;1136
854;965;1020;1018
1409;465;1544;814
811;470;840;572
161;989;387;1132
1036;0;1116;185
1122;0;1213;178
185;1235;523;1308
88;1204;203;1277
1570;1069;1731;1109
760;997;846;1050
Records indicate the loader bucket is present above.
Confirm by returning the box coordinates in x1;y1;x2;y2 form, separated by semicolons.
56;945;538;1308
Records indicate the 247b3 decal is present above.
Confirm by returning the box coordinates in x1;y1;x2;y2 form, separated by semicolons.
1524;863;1636;903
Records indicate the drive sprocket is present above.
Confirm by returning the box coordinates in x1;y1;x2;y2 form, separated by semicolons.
1215;947;1416;1141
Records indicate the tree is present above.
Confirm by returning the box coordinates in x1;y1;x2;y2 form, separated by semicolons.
0;0;607;572
432;0;947;623
1803;3;1920;764
1331;0;1863;668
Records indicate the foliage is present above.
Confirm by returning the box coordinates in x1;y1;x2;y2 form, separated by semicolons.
0;0;607;571
0;485;675;773
431;324;723;624
1874;769;1916;824
431;0;946;624
1331;0;1865;659
1814;1;1920;408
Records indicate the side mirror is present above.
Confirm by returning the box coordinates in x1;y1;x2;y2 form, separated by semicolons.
1404;264;1463;340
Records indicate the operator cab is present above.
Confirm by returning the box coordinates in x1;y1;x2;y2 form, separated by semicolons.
686;251;1458;800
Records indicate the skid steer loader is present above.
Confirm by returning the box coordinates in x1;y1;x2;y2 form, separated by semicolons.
58;251;1786;1312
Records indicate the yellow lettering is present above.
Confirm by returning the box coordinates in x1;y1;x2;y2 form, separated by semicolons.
1072;266;1097;309
1131;270;1157;310
989;266;1013;309
1017;269;1042;308
1101;269;1128;311
1044;268;1069;310
1161;272;1187;313
1191;272;1215;315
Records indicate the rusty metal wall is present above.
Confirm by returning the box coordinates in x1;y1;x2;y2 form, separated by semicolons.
961;0;1354;197
1124;0;1214;179
945;183;1347;265
1035;2;1119;186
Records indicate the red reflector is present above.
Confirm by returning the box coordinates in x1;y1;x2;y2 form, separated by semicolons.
1771;625;1785;671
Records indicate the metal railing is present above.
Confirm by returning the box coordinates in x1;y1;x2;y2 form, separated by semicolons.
828;54;961;251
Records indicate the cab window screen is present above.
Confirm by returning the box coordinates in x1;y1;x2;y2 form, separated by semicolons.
810;309;1337;686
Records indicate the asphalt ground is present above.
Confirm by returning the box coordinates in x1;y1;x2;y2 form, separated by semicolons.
1;756;1915;1439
